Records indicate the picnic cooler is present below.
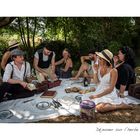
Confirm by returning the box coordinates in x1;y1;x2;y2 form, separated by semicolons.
80;100;96;120
32;80;61;94
42;80;62;89
35;82;48;93
128;83;140;99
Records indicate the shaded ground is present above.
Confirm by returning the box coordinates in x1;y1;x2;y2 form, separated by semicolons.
38;104;140;123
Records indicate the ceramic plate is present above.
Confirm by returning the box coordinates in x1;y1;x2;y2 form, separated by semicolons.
36;102;50;110
0;110;13;120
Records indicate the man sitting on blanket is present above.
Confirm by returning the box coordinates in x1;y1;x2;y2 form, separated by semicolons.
0;49;35;102
71;49;98;80
33;41;58;82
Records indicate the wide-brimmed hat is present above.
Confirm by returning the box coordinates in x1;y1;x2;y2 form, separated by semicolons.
96;49;114;65
11;49;25;56
8;40;20;50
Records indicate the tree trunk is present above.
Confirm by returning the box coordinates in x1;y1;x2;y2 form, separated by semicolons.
32;17;37;52
64;26;67;43
18;17;27;48
21;24;28;48
26;17;31;48
64;18;67;44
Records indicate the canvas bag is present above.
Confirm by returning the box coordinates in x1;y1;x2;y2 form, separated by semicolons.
128;83;140;99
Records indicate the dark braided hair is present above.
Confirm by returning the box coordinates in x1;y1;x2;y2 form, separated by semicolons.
119;46;136;69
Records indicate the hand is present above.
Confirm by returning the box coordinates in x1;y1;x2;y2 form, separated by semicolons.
118;92;125;98
113;56;119;64
93;64;98;73
90;87;96;92
20;81;28;88
89;95;98;99
70;77;79;80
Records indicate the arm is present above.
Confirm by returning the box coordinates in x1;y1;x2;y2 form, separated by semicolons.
8;79;27;88
119;85;126;95
33;51;46;73
118;66;129;95
33;57;46;73
51;53;56;73
1;52;10;70
55;58;64;66
90;68;118;99
25;62;31;77
92;64;100;84
80;56;90;64
25;62;32;83
61;59;72;72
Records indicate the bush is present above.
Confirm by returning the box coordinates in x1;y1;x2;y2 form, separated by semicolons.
0;40;8;61
107;41;122;54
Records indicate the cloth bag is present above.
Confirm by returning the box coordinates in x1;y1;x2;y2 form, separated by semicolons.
128;83;140;99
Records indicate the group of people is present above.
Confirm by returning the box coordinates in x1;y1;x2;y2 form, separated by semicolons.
79;48;136;112
0;40;73;102
0;40;136;113
71;47;136;112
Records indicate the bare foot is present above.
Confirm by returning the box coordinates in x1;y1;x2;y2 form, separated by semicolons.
119;103;133;110
70;77;79;80
96;103;113;113
96;103;133;113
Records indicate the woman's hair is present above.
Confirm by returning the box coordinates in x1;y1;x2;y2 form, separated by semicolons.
38;41;51;50
106;61;111;67
119;46;136;69
102;58;111;67
63;48;71;57
88;49;96;55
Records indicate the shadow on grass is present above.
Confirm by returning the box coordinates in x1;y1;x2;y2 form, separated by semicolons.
37;105;140;123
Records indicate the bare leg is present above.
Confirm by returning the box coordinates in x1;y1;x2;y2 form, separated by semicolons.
96;103;133;113
49;71;58;82
71;63;89;80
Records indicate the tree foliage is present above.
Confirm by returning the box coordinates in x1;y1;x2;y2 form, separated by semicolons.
0;17;140;67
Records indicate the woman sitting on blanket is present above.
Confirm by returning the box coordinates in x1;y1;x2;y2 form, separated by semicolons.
55;48;73;78
82;49;132;113
115;46;136;98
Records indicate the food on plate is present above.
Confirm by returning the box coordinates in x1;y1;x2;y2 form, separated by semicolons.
27;83;36;91
79;87;96;94
65;87;80;93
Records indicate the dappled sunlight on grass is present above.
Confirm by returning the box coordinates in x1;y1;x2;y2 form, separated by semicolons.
37;105;140;123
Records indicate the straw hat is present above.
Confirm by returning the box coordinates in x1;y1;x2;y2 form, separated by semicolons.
96;49;114;65
8;40;20;50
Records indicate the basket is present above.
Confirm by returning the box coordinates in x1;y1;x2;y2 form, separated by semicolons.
42;80;62;89
80;100;96;120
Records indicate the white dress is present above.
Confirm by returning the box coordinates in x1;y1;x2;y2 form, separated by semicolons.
82;70;123;105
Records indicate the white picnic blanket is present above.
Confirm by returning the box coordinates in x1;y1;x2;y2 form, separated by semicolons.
0;79;140;123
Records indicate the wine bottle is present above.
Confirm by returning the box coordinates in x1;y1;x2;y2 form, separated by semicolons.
83;77;88;87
